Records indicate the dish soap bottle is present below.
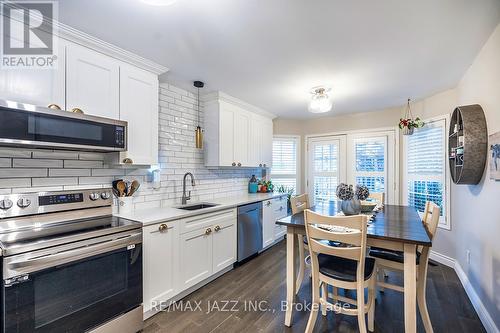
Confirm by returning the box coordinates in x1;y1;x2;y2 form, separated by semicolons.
248;175;258;193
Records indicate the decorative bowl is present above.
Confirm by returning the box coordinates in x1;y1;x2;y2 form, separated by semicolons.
360;201;377;213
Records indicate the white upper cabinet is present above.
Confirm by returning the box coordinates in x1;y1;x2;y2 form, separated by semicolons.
119;65;159;165
250;114;273;168
66;43;120;118
0;40;65;108
204;92;275;168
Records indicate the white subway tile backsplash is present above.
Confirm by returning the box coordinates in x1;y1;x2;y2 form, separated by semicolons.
0;83;261;210
0;168;47;178
13;159;63;168
0;158;11;167
49;168;91;177
64;160;103;168
0;178;31;188
32;177;78;187
0;148;31;158
32;150;79;160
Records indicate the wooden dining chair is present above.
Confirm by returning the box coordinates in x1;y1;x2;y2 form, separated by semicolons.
369;201;440;333
304;210;376;333
290;194;310;294
368;192;385;205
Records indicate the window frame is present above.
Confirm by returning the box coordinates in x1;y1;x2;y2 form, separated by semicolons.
271;135;301;194
402;114;451;230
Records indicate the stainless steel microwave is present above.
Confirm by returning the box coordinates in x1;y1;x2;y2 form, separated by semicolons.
0;100;127;152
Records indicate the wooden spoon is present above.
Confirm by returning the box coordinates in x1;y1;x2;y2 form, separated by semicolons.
116;181;126;197
128;180;140;197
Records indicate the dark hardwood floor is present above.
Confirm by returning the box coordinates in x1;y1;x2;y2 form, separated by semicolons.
144;240;485;333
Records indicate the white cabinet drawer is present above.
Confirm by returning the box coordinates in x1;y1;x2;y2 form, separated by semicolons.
180;209;236;235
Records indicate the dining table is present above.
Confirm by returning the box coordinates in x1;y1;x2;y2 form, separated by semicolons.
276;201;432;333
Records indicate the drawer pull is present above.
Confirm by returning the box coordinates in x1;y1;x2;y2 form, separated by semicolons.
214;225;221;232
205;227;212;235
122;158;133;164
158;224;168;232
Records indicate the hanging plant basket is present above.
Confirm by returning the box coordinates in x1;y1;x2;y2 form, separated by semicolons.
399;98;424;135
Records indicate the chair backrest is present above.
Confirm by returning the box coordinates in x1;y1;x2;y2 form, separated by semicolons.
368;192;385;205
304;210;369;281
422;201;440;240
290;193;310;215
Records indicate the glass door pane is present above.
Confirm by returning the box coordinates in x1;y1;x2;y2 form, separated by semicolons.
308;136;346;205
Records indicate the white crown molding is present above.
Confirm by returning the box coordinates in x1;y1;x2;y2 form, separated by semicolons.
202;91;276;119
1;4;168;75
54;21;168;75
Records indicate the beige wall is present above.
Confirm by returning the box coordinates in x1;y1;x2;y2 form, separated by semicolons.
274;23;500;328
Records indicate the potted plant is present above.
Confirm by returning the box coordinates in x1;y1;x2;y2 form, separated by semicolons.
399;98;424;135
276;184;295;213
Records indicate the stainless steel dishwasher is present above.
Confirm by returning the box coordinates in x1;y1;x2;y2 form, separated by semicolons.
237;202;263;262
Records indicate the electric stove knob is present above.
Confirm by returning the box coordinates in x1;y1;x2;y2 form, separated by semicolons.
17;198;31;208
101;192;111;200
0;199;13;210
89;192;100;201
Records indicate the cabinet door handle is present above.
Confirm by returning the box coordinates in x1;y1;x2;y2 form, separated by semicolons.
71;107;84;114
214;225;221;232
266;201;271;206
123;158;133;164
205;227;212;235
47;103;62;110
237;162;242;167
232;162;236;166
259;163;262;167
158;224;168;232
263;164;266;167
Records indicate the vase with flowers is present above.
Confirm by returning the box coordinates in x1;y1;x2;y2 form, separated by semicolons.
336;183;361;215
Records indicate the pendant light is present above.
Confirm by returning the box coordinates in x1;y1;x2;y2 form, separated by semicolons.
194;81;204;149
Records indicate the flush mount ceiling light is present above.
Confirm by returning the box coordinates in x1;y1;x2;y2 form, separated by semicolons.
140;0;177;6
308;86;333;113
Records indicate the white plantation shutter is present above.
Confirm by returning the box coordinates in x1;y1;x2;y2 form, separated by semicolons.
271;137;299;193
353;138;386;193
405;118;447;227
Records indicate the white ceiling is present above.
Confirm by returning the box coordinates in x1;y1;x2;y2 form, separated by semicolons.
58;0;500;119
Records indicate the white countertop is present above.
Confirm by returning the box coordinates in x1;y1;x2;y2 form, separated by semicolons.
115;192;287;226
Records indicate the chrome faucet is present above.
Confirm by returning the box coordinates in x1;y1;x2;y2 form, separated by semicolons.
182;172;195;205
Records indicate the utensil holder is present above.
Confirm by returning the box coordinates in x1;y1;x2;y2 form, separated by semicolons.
118;197;134;213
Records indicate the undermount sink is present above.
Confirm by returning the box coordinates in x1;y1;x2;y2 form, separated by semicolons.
177;203;219;211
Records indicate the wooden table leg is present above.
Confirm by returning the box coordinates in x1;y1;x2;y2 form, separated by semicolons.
285;228;296;327
404;243;417;333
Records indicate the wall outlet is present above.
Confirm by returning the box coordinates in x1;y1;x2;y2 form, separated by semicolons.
466;250;471;264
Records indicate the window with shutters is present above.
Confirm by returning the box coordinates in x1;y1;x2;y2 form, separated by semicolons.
404;117;449;229
271;136;300;194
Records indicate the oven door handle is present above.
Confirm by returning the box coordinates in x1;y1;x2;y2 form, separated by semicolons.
7;232;142;274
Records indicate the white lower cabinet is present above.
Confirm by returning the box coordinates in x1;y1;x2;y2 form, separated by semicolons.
179;226;213;290
273;196;288;239
143;208;237;316
212;218;237;274
143;221;179;313
262;200;275;248
180;209;237;290
263;196;288;248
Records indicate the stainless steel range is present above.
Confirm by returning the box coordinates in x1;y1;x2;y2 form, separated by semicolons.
0;189;143;333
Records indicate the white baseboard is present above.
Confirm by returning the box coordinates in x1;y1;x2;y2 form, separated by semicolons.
430;250;499;333
453;261;499;333
429;250;455;268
